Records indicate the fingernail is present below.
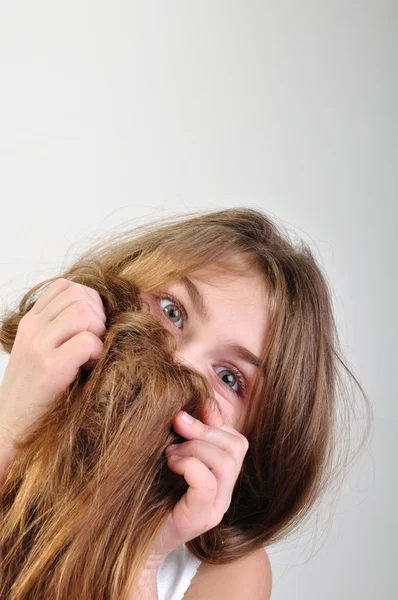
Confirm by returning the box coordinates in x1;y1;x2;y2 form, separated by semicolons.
181;411;194;424
165;444;179;453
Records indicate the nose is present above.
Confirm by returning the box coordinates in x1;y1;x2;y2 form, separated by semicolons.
173;336;214;387
174;343;220;418
174;343;205;377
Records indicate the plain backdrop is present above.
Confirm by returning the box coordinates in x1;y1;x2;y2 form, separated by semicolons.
0;2;396;598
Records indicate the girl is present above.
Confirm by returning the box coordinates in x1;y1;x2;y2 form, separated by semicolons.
0;207;372;599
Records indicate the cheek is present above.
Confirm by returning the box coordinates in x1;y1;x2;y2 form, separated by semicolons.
230;408;245;432
234;410;247;434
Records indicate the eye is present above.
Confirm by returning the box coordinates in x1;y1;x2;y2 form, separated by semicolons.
153;293;248;398
213;365;248;397
157;293;186;329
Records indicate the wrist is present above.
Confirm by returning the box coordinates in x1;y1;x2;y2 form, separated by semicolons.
0;388;17;482
0;411;17;452
0;430;15;483
0;383;29;443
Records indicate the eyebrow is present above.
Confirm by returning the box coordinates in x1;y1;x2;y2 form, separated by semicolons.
178;276;262;369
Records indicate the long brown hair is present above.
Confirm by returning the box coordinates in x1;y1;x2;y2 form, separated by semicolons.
0;207;373;599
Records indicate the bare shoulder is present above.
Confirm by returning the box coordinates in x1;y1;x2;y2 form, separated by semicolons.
183;546;272;599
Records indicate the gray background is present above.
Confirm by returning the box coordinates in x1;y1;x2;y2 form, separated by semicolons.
0;2;396;598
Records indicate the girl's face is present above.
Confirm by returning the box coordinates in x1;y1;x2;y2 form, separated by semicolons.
139;263;268;433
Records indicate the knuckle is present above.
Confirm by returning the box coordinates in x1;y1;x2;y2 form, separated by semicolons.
81;285;93;302
75;300;94;319
217;498;232;519
52;278;68;288
18;313;31;334
70;282;86;298
238;434;249;452
52;277;72;292
207;472;217;488
225;453;237;471
85;284;99;299
207;477;217;490
80;330;95;348
93;288;103;303
200;422;211;437
207;513;221;530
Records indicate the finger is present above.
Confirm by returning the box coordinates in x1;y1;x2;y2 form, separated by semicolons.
52;331;105;372
167;455;218;541
166;439;237;514
80;285;106;323
40;301;106;350
44;284;106;325
172;411;249;461
29;278;73;315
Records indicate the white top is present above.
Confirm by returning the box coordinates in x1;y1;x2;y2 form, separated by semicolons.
156;543;202;600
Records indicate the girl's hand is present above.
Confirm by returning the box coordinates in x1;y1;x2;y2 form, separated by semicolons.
147;406;249;568
0;278;107;441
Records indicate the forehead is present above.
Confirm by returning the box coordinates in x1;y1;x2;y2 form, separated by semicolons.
189;262;267;303
186;264;269;343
